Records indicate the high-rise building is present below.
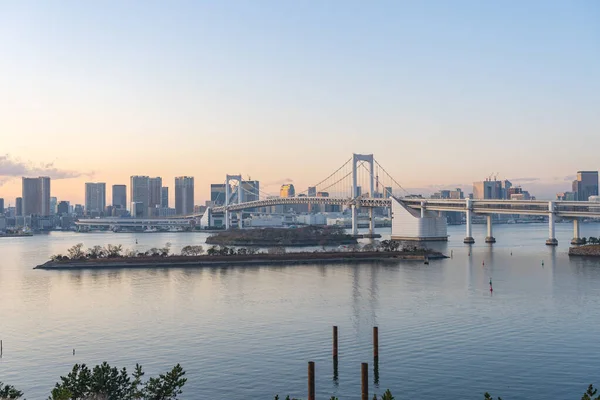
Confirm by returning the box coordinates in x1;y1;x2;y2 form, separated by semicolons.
161;187;169;208
473;179;503;200
175;176;194;215
308;187;317;197
280;184;295;198
240;180;260;203
22;177;51;216
50;197;57;215
85;183;106;216
112;185;127;209
0;198;4;214
57;201;70;216
16;197;23;216
574;171;599;201
130;176;150;217
210;184;229;206
384;187;393;198
149;177;162;208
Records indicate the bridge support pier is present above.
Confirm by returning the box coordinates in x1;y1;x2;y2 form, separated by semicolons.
571;218;584;245
351;205;358;236
485;215;496;243
225;209;230;230
546;201;558;246
464;199;475;244
368;208;374;235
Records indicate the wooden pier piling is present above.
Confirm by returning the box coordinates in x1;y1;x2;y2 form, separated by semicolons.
361;362;369;400
308;361;315;400
373;326;379;358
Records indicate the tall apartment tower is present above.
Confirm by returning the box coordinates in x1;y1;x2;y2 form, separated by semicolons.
112;185;127;209
22;177;51;216
130;176;150;217
161;187;169;208
16;197;23;216
175;176;194;215
149;177;163;208
85;182;106;215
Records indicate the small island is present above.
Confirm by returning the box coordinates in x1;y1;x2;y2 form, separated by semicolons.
205;226;357;247
34;241;447;270
569;237;600;257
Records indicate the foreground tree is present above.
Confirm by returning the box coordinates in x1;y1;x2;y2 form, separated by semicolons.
0;381;23;399
46;362;186;400
582;384;600;400
484;392;502;400
67;243;85;260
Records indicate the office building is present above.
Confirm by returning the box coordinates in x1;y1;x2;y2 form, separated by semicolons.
22;177;51;216
210;183;229;206
85;183;106;216
16;197;22;216
557;192;577;201
473;179;504;200
240;180;260;203
130;176;150;217
50;197;57;215
112;185;127;209
449;188;464;199
384;187;393;198
57;201;70;216
280;184;295;198
161;187;169;208
573;171;599;201
0;198;4;214
175;176;194;215
131;202;144;218
308;186;317;197
149;177;162;208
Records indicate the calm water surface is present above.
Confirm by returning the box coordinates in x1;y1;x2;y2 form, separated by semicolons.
2;223;600;399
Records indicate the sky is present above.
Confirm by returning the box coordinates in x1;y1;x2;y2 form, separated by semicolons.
0;0;598;205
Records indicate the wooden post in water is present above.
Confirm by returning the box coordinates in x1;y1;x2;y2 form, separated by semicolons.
373;326;379;358
308;361;315;400
361;362;369;400
1;339;2;357
333;326;338;357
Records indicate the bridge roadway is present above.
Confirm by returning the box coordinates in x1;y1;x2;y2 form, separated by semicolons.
76;198;600;245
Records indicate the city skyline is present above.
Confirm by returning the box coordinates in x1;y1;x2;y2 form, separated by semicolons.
0;1;598;203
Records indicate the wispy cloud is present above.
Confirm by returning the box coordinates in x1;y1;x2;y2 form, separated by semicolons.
264;178;294;186
0;154;93;185
509;177;540;183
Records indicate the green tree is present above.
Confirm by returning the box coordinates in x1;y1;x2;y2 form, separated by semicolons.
206;246;218;256
143;364;186;400
0;381;23;399
582;384;600;400
484;392;502;400
48;362;186;400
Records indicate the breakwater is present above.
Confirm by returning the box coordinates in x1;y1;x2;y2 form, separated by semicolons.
568;245;600;257
34;251;445;270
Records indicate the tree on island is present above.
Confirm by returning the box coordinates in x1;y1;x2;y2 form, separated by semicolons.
67;243;85;260
180;245;203;256
582;384;600;400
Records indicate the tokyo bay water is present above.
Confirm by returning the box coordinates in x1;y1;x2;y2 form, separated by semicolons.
2;223;600;399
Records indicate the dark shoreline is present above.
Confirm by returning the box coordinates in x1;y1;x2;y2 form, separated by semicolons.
568;245;600;257
35;251;447;270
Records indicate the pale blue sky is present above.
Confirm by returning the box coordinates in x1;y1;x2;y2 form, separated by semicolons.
0;1;598;202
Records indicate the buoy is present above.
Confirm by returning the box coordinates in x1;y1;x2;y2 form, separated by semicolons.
542;260;544;266
510;251;512;256
482;260;485;266
489;278;493;292
73;349;75;355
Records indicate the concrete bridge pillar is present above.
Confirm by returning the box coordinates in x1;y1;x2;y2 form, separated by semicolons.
225;209;230;230
464;198;475;244
351;204;358;235
420;201;426;218
485;215;496;243
368;208;375;235
546;201;558;246
571;218;584;245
